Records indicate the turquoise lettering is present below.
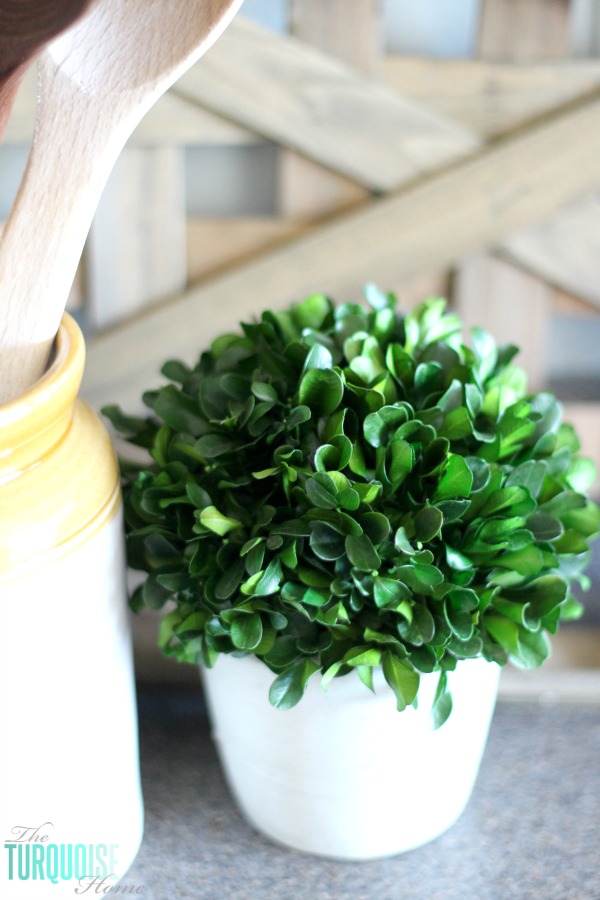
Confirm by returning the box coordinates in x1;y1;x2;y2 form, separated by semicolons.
17;844;30;880
46;843;59;884
32;844;44;880
4;844;16;880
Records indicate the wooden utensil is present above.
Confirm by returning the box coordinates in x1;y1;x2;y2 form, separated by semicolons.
0;0;94;138
0;0;243;403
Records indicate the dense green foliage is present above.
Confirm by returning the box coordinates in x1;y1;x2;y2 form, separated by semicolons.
104;289;599;726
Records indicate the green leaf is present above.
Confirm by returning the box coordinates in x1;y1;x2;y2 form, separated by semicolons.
561;500;600;538
149;384;207;434
513;628;550;669
374;577;410;608
286;405;312;429
394;527;417;555
241;558;283;597
382;652;420;712
231;613;264;651
309;522;346;561
430;671;453;730
161;359;192;383
436;500;471;523
343;646;382;667
366;404;411;442
302;588;330;607
365;283;395;311
433;455;473;502
359;511;391;544
186;482;212;509
101;405;152;440
252;467;280;480
566;456;597;493
388;438;414;488
408;644;438;673
292;293;332;330
141;577;171;610
271;519;311;537
269;660;320;709
480;486;529;517
438;406;473;441
386;343;415;382
526;512;564;542
337;488;361;511
397;564;443;592
303;342;333;371
199;506;241;536
466;456;491;493
504;574;567;619
397;602;436;644
485;615;519;655
263;636;301;671
356;665;375;692
414;506;443;542
299;369;344;416
251;381;279;403
306;473;339;509
215;558;246;600
479;516;526;545
345;534;381;571
445;546;472;572
349;341;387;383
444;601;474;640
505;460;548;499
496;544;544;577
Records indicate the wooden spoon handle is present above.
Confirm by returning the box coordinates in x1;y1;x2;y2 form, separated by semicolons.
0;56;111;397
0;0;243;403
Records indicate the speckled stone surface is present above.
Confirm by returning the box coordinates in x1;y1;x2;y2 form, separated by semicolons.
123;690;600;900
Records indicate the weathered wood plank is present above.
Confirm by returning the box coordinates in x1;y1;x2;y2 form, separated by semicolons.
290;0;381;75
453;255;552;391
478;0;571;61
501;195;600;309
172;17;481;192
10;44;600;153
130;92;255;146
187;217;308;283
279;0;378;222
383;56;600;138
453;0;564;392
87;147;187;329
468;0;600;315
188;217;449;304
83;91;600;412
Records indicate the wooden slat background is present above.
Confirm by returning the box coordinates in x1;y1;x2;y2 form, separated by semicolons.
3;0;600;684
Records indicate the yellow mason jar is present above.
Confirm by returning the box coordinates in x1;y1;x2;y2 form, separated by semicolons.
0;314;143;898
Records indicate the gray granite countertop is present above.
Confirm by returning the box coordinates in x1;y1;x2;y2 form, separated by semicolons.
124;689;600;900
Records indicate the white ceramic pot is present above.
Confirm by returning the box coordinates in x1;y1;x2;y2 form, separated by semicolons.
0;315;143;898
202;652;499;860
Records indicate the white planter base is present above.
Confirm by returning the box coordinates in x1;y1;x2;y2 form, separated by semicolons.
202;654;499;860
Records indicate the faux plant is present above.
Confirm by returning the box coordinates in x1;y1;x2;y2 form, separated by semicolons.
104;289;600;727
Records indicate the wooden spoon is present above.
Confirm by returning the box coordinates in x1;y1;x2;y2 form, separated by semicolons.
0;0;243;403
0;0;94;138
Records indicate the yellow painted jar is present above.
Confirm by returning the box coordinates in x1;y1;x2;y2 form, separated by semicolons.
0;315;143;898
